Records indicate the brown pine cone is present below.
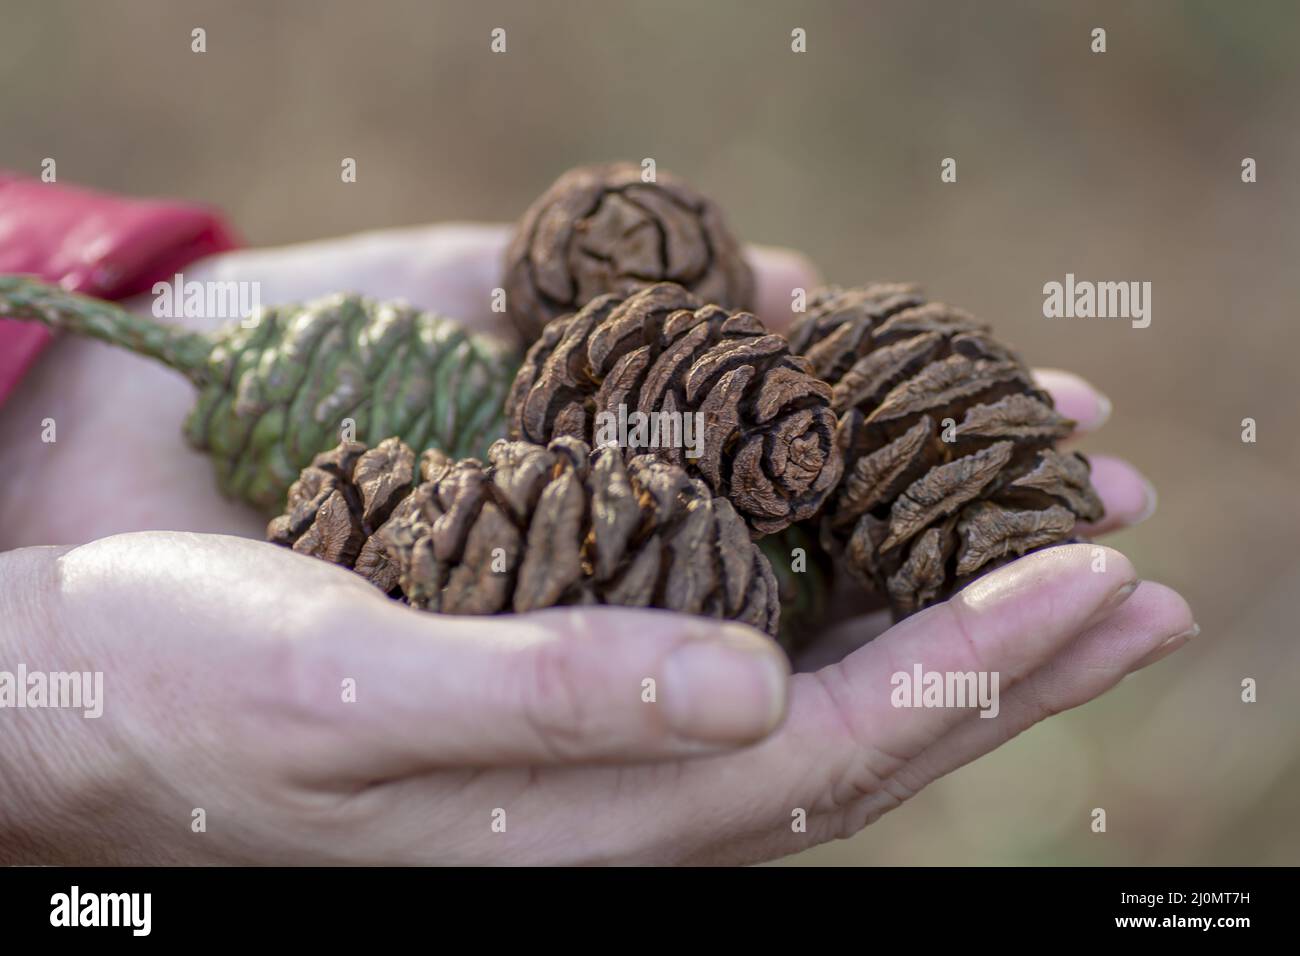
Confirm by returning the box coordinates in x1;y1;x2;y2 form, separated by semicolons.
266;437;448;594
507;282;844;536
503;162;755;342
379;437;779;635
268;436;781;638
788;284;1105;618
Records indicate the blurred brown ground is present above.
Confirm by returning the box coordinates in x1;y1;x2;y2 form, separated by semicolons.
2;0;1296;864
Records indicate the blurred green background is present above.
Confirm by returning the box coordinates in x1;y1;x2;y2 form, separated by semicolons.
3;0;1296;864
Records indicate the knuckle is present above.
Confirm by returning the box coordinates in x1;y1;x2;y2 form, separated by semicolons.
828;783;909;841
517;637;593;759
819;748;910;815
809;666;906;811
938;598;988;675
258;598;355;726
1022;682;1065;724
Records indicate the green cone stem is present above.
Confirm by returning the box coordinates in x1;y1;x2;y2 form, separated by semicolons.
0;276;213;381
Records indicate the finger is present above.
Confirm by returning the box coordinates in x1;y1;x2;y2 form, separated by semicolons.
47;533;789;779
310;601;790;778
186;226;822;343
796;447;1158;667
797;446;1156;666
416;233;820;336
450;235;822;338
1033;368;1157;534
794;452;1155;668
794;544;1137;787
666;545;1138;840
1033;368;1111;434
841;581;1196;827
181;222;516;338
678;579;1194;865
1077;454;1157;535
745;245;823;333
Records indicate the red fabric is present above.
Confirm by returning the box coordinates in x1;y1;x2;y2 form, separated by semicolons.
0;171;240;405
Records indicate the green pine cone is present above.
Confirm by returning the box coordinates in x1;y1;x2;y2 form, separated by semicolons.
184;294;519;512
0;277;520;514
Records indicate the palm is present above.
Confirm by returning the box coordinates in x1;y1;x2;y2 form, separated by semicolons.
0;335;264;545
0;222;1157;654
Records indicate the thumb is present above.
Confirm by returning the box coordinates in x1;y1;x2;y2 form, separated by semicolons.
311;602;791;777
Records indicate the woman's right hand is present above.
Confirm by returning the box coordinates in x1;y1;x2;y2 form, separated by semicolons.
0;530;1190;865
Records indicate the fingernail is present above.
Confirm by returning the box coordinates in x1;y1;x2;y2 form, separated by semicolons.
1091;390;1113;430
1087;579;1139;627
661;626;789;744
1134;477;1158;525
1133;623;1199;671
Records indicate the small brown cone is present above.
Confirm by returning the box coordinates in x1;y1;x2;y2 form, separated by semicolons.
507;282;843;536
788;284;1105;618
267;437;448;594
268;436;782;639
503;162;755;342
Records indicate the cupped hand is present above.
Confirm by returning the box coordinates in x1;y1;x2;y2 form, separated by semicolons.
0;222;1189;866
0;528;1190;865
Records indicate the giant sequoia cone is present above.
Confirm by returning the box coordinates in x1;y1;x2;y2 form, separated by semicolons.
503;162;755;342
0;277;518;513
267;436;433;593
788;284;1105;618
269;436;781;637
507;282;844;535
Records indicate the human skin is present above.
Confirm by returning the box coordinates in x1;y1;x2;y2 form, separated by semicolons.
0;226;1192;864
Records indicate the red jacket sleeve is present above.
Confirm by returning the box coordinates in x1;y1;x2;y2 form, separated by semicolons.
0;171;240;405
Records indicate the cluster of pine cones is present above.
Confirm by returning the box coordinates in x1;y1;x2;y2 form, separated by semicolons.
266;162;1104;645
